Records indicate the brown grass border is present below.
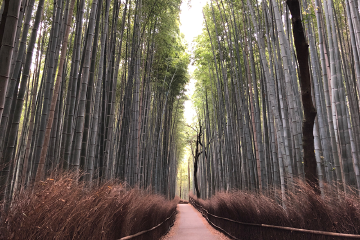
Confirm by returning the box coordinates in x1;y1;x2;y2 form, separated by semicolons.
0;172;179;240
190;181;360;240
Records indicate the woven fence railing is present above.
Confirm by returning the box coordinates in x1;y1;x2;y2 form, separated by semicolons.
118;209;177;240
189;196;360;240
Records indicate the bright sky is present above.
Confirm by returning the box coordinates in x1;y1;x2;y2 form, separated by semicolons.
179;0;209;125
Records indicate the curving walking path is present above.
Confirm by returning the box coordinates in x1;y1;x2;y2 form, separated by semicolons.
162;204;229;240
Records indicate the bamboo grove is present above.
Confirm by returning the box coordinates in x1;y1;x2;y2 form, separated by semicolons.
192;0;360;199
0;0;190;205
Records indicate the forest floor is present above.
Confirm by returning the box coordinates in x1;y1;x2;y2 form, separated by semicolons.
162;203;229;240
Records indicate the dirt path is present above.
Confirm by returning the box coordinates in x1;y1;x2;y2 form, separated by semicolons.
162;204;229;240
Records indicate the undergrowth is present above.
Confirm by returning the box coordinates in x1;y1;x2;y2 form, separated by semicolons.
191;181;360;240
0;172;178;240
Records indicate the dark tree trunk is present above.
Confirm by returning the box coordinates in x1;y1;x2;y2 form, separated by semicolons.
0;0;10;45
287;0;318;191
193;124;202;199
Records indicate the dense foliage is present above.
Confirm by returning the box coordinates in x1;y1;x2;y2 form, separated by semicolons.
0;0;190;207
192;0;360;201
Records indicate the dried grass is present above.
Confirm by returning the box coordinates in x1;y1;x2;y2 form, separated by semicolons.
178;199;189;204
191;180;360;239
0;172;178;240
